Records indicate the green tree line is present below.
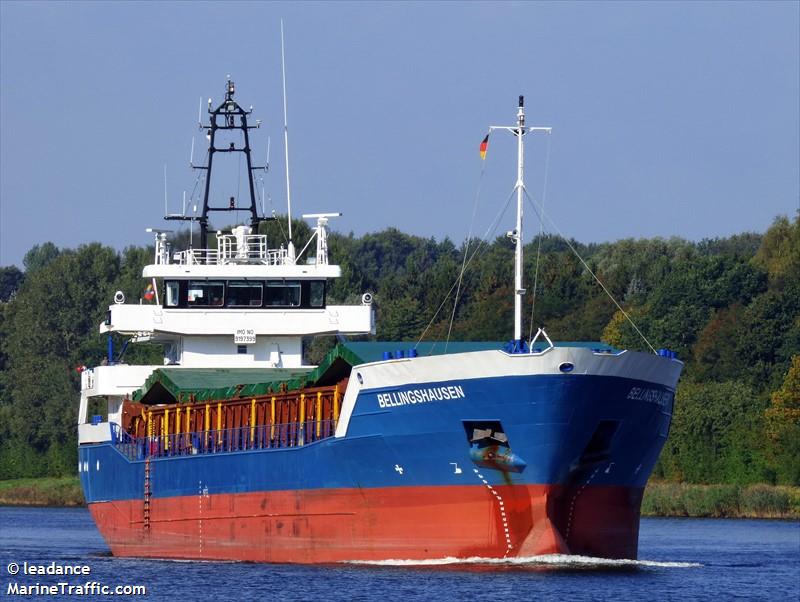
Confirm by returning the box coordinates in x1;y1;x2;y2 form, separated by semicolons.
0;215;797;484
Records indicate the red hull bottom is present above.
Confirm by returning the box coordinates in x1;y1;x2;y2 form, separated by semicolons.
89;484;644;563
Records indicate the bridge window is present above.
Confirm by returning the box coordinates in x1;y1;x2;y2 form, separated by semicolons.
187;281;224;307
265;280;301;307
165;281;179;307
226;281;263;307
308;280;325;308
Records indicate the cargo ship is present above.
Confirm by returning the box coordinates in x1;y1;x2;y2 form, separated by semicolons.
77;80;683;563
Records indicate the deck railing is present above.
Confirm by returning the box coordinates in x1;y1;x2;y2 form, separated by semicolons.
169;238;290;267
111;419;337;461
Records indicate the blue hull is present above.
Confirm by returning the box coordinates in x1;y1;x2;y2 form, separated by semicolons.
80;373;674;503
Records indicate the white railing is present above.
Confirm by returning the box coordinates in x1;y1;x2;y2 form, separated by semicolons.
266;248;290;265
170;240;291;266
173;249;220;265
149;224;323;267
217;234;269;263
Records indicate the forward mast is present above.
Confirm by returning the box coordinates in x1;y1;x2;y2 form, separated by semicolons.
490;96;551;344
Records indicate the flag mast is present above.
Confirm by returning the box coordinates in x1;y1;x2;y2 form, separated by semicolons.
489;96;551;347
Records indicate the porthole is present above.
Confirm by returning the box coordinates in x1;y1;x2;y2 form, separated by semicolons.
559;362;574;373
357;372;363;385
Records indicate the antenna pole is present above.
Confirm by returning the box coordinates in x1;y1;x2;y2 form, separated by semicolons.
163;164;168;217
281;19;296;262
190;204;196;248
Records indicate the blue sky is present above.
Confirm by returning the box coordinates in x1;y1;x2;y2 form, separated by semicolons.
1;1;798;268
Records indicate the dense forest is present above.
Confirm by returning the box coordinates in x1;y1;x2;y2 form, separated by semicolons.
0;215;797;486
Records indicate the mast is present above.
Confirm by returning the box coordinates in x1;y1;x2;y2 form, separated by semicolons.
514;96;525;342
490;96;551;346
166;79;269;254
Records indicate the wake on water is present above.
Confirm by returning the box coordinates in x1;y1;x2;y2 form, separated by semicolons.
346;554;702;570
88;550;700;570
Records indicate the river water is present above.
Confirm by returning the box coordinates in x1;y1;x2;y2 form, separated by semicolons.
1;507;797;601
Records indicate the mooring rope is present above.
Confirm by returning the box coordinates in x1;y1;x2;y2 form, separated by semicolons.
522;188;657;354
417;184;518;351
445;143;489;351
528;134;552;342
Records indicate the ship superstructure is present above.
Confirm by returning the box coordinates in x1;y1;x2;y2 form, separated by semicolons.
78;80;372;446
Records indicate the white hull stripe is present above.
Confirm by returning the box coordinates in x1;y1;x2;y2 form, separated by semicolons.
335;347;682;438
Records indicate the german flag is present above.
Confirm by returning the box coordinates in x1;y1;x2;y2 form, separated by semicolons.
479;134;489;160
